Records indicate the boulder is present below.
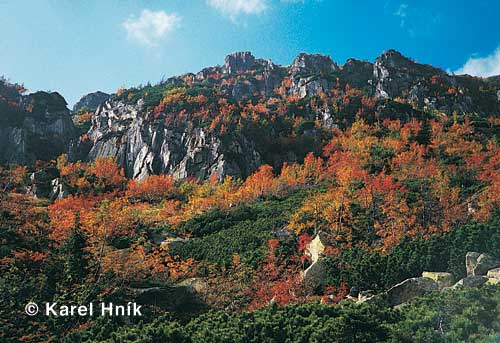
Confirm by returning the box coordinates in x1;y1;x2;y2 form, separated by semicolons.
486;268;500;279
486;278;500;285
149;231;169;245
160;237;190;251
305;232;328;263
302;232;332;291
348;286;359;298
48;178;69;201
28;167;62;199
129;285;206;313
177;278;207;295
422;272;454;290
357;290;377;304
466;252;499;276
385;277;438;306
451;276;488;289
303;259;327;291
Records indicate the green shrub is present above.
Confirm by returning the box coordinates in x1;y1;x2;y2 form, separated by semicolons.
325;215;500;291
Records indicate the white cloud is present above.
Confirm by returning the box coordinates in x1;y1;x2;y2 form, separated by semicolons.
455;47;500;77
122;9;181;46
393;3;408;27
207;0;268;19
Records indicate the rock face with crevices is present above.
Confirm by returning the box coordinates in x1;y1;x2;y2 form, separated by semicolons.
0;80;76;165
63;50;500;181
85;98;264;180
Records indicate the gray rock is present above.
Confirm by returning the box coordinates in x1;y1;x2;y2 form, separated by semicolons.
373;49;440;99
129;285;205;312
48;178;69;201
290;76;328;99
84;98;264;181
385;277;438;306
466;252;499;276
28;167;61;199
224;51;256;74
349;286;359;298
75;50;500;182
177;278;207;295
290;53;338;75
303;259;327;291
340;58;374;89
302;233;332;291
0;90;76;165
160;237;190;251
422;272;454;290
73;91;110;112
451;276;488;289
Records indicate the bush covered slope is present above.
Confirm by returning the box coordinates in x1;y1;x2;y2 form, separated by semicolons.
2;50;500;342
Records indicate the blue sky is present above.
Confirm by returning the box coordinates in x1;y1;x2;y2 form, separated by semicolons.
0;0;499;106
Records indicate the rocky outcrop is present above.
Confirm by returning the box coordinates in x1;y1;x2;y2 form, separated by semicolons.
47;178;69;201
290;53;338;76
450;276;489;290
160;237;190;251
129;284;206;313
347;252;500;307
290;76;329;99
339;58;374;90
487;268;500;279
0;90;76;165
385;277;438;307
302;233;329;291
27;167;59;199
177;278;208;296
466;252;499;276
303;260;328;291
75;50;500;181
344;287;378;304
224;52;257;74
373;49;440;99
421;272;454;290
85;98;264;180
73;91;110;112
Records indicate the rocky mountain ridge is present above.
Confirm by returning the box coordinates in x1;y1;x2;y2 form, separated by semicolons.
79;50;500;180
2;50;500;181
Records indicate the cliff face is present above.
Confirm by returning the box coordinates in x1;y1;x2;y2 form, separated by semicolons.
78;50;500;180
85;99;264;180
0;81;76;165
